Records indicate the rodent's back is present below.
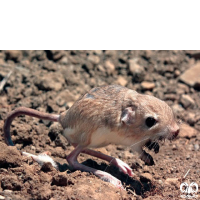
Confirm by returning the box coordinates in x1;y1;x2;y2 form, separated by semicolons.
60;85;131;130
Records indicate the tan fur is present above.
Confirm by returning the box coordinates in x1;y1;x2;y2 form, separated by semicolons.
59;85;179;149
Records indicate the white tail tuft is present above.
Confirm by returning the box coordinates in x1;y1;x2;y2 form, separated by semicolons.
22;152;58;169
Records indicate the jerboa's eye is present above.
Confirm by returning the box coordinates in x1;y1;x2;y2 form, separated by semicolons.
145;117;157;128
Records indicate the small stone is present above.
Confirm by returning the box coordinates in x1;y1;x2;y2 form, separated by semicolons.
174;70;181;77
41;162;55;172
180;62;200;87
93;50;102;55
180;94;195;108
5;50;22;62
186;112;196;126
187;144;193;151
140;173;153;182
3;190;12;194
123;150;132;159
186;154;190;160
172;144;178;150
52;173;74;186
165;94;177;101
30;146;36;152
179;124;198;139
144;50;152;59
141;81;155;90
59;56;68;64
35;73;65;91
117;76;128;86
0;142;22;168
194;144;199;151
105;50;117;55
128;59;145;82
143;165;149;172
97;64;105;73
165;178;179;188
88;55;100;64
105;60;115;75
56;89;75;103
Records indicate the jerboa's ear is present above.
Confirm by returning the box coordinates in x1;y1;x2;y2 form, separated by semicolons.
121;106;136;125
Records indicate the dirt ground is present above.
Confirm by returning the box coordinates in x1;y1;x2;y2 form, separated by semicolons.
0;50;200;200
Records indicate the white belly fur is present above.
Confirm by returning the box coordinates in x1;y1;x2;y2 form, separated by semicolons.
63;127;139;148
88;127;135;148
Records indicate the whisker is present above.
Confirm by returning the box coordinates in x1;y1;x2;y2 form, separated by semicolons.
129;137;150;148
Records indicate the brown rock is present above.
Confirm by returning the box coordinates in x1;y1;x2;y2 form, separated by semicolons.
0;142;22;168
185;112;197;125
179;124;198;138
93;50;102;55
180;62;200;87
88;55;100;64
141;81;155;90
105;60;115;75
35;73;65;91
105;50;117;56
165;178;179;189
41;162;55;172
180;94;195;108
52;173;74;186
5;50;22;62
56;89;75;104
140;173;153;182
128;59;145;82
1;175;22;190
116;76;128;86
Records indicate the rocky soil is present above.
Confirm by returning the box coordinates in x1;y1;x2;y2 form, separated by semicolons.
0;50;200;200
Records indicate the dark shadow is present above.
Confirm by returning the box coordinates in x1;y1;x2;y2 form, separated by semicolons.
57;158;154;197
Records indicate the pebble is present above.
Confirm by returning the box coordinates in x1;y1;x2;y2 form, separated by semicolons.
128;59;145;82
165;178;179;189
174;69;181;77
3;190;12;194
59;56;68;64
194;144;199;151
186;112;196;126
93;50;102;55
180;62;200;87
35;74;65;91
141;81;155;90
5;50;22;62
179;124;198;138
116;76;128;86
180;94;195;108
105;50;117;56
172;144;178;150
186;154;190;160
88;55;100;64
165;94;177;101
140;173;153;182
105;60;115;75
